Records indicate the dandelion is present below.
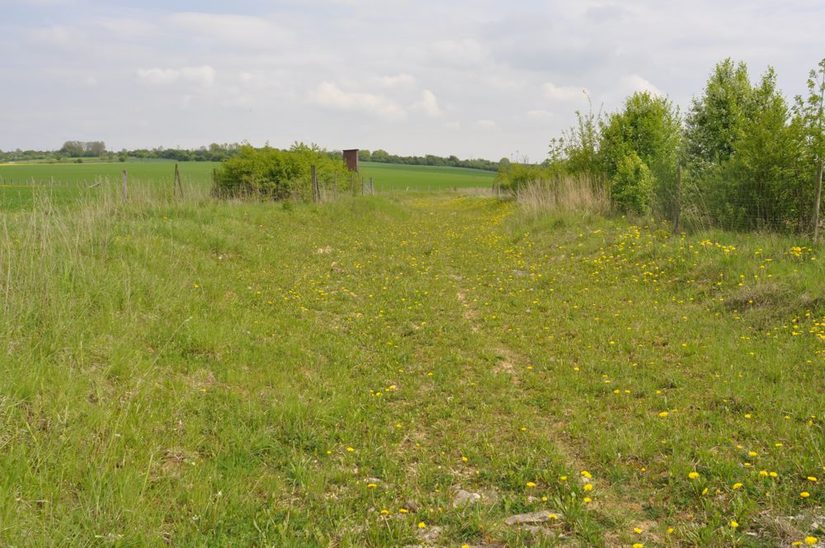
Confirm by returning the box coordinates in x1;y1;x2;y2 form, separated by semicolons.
633;544;644;548
380;509;389;515
730;520;739;529
547;513;559;520
583;497;592;504
732;482;743;490
634;527;643;534
580;470;592;479
759;470;769;477
461;456;468;463
800;491;810;498
399;508;409;514
769;471;778;478
658;411;669;418
346;447;355;452
367;483;377;489
807;476;818;483
804;536;818;545
526;481;537;488
667;527;674;534
559;475;568;482
688;471;700;480
701;487;709;495
418;522;426;529
747;451;758;457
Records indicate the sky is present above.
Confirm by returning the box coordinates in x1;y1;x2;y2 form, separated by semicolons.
0;0;823;162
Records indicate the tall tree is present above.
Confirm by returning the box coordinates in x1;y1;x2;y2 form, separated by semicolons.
795;58;825;241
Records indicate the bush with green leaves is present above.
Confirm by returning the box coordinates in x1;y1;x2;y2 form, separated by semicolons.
212;143;349;201
610;151;654;215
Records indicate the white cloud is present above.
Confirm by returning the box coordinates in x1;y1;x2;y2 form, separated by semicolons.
309;81;407;121
166;12;288;49
527;109;554;120
136;65;215;87
412;90;442;118
542;82;587;101
374;73;416;89
621;74;662;96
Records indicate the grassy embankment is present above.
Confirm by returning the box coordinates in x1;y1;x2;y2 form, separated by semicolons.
0;172;822;545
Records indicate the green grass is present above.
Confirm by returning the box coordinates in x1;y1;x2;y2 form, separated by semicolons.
0;161;492;210
0;161;217;210
0;186;822;546
360;161;495;191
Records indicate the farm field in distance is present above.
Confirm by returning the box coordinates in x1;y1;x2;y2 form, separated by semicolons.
0;161;495;210
0;188;822;545
359;161;496;191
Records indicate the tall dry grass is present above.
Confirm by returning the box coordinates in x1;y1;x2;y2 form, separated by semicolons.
0;178;210;339
514;175;610;217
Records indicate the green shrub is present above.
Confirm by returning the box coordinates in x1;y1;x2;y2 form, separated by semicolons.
212;143;349;201
610;152;653;215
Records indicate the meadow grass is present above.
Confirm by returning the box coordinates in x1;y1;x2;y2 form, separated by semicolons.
0;161;493;211
359;162;495;191
0;187;822;546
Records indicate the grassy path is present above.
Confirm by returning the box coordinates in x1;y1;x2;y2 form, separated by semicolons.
0;193;822;546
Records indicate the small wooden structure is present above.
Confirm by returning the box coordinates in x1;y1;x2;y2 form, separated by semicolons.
343;149;359;172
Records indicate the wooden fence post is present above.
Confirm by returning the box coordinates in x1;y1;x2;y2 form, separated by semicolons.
121;170;128;202
673;163;682;235
311;165;320;203
174;163;184;198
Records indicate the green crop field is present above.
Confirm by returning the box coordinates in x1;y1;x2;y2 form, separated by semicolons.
0;184;821;545
0;161;493;211
0;161;217;210
360;162;495;191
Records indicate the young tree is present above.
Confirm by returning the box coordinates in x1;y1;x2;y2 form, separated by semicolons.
599;91;681;219
795;58;825;242
685;58;753;170
722;68;805;230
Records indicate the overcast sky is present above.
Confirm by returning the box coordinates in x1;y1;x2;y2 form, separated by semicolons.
1;0;822;161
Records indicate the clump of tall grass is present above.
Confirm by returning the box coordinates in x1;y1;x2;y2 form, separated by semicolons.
514;175;610;217
0;178;210;349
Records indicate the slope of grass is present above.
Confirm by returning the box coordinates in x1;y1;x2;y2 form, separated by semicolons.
0;189;822;545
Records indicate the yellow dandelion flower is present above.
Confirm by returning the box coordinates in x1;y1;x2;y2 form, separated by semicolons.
559;475;568;482
583;483;593;492
583;496;592;504
346;447;355;452
807;476;818;483
634;527;643;534
688;471;700;480
730;520;739;529
804;536;818;545
667;527;674;534
380;509;389;515
748;451;758;457
769;471;778;478
418;521;426;529
732;482;743;490
658;411;669;418
547;513;559;520
526;481;537;488
800;491;810;498
633;544;644;548
580;470;592;479
399;508;409;514
759;470;769;477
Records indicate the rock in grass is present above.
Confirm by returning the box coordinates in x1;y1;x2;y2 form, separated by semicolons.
504;511;562;526
452;489;482;508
